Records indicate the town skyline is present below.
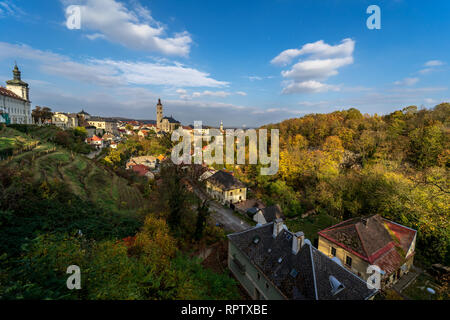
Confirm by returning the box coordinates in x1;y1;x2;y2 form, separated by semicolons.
0;0;449;127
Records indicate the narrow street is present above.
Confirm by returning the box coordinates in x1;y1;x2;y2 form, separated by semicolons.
190;182;251;233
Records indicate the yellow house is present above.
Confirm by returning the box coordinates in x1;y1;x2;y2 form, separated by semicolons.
205;170;247;206
318;214;417;289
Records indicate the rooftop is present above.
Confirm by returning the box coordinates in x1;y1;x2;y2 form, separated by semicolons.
318;214;416;275
228;223;377;300
206;170;246;191
0;86;28;102
261;204;285;223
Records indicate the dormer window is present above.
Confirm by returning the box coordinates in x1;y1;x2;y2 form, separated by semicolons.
329;276;345;295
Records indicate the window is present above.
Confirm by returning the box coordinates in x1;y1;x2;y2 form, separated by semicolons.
230;192;233;196
331;247;337;257
345;256;352;267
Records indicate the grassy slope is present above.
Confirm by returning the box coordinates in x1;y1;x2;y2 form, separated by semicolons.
0;127;39;151
2;128;148;216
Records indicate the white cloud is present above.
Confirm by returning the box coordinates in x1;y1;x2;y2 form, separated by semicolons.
93;59;228;87
271;38;355;66
272;39;355;94
63;0;192;56
282;80;340;94
419;60;445;74
394;77;419;86
0;1;24;17
424;60;443;67
0;42;227;88
176;89;246;99
192;90;230;98
85;33;106;40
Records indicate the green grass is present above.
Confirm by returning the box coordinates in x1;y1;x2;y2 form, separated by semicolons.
285;211;339;242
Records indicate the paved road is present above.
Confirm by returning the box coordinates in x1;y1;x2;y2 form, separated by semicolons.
191;182;251;233
208;200;251;233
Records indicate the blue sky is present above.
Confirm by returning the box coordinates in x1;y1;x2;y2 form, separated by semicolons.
0;0;449;127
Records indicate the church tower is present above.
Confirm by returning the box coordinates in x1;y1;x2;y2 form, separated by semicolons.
156;99;163;129
6;64;29;101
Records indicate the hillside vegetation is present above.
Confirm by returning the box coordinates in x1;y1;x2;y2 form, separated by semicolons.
238;104;449;266
0;125;239;300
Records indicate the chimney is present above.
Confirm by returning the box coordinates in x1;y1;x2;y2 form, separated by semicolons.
292;231;305;255
273;218;284;238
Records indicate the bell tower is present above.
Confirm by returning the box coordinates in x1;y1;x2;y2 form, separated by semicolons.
6;63;29;101
156;99;163;129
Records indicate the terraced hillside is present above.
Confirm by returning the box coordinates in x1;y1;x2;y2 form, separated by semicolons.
1;127;149;215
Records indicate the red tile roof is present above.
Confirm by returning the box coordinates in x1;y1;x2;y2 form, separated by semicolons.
318;215;416;274
91;135;102;141
0;87;27;102
131;164;150;176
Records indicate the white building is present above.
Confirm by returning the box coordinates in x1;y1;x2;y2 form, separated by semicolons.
0;64;32;124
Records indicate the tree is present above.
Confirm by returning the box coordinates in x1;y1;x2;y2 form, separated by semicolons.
409;124;445;168
159;164;188;233
194;200;210;241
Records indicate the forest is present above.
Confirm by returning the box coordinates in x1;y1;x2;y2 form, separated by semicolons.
236;104;449;267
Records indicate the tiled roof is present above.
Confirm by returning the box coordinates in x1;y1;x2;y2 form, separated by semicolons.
131;164;150;176
261;205;285;223
0;87;27;102
206;170;246;191
228;223;377;300
318;215;416;272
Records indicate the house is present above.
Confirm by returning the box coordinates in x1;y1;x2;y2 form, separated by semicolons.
86;135;103;149
87;117;118;134
110;142;118;149
235;199;266;215
138;129;150;138
205;170;247;205
102;133;115;141
227;220;378;300
126;156;158;170
131;164;155;180
52;112;79;129
317;214;417;289
253;204;285;225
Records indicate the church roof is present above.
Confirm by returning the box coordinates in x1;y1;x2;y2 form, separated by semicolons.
0;86;28;102
163;116;180;124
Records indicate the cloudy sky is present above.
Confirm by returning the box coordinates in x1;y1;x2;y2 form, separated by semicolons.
0;0;449;127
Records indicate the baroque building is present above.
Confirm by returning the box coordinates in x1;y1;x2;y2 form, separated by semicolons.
0;64;32;124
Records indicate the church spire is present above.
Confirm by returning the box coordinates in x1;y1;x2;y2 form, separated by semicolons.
13;63;21;81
